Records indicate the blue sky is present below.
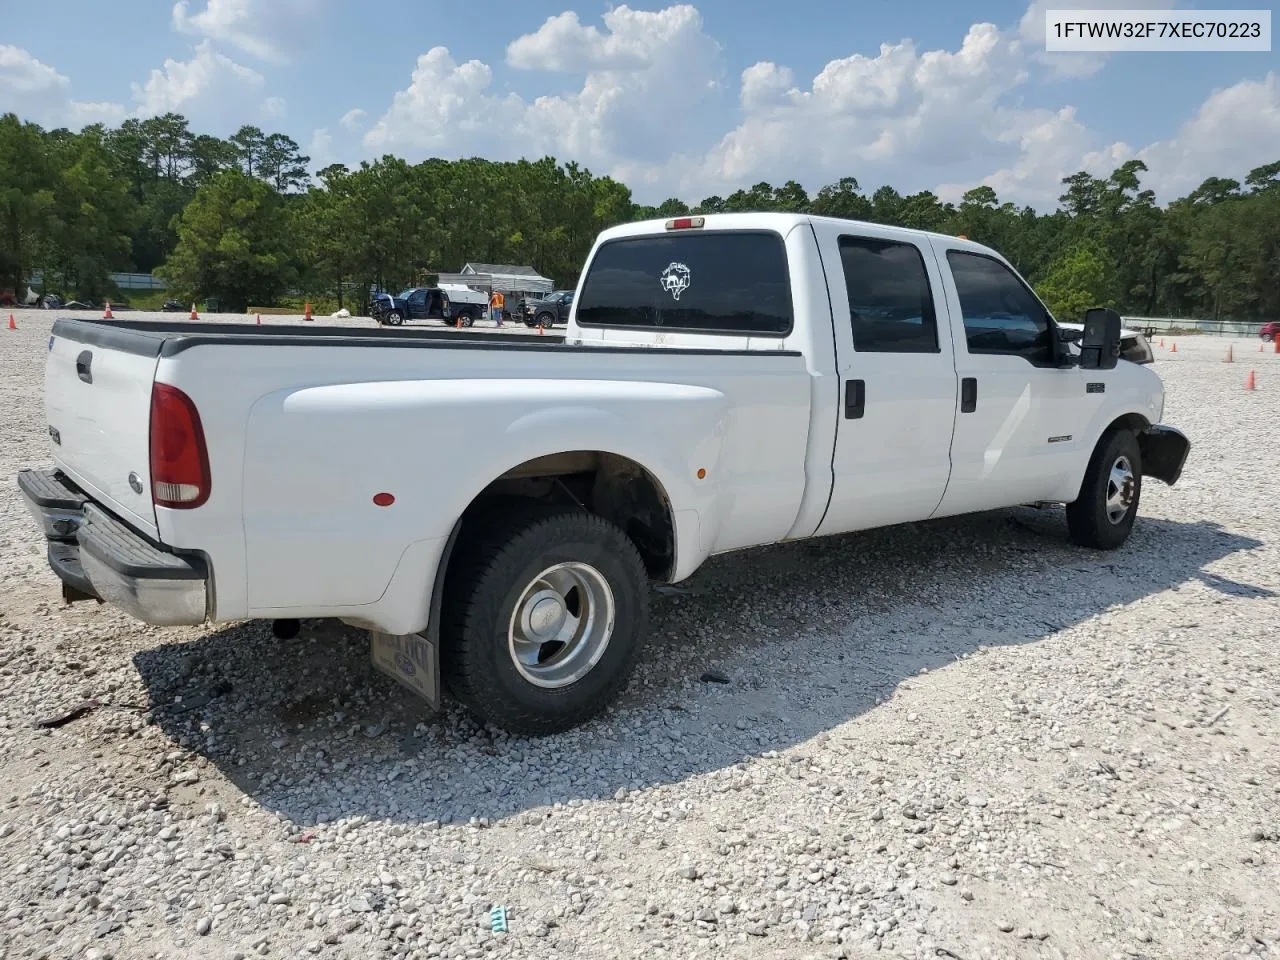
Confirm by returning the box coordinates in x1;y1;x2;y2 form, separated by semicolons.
3;0;1277;207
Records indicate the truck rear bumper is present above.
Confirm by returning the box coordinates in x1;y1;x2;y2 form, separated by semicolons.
18;468;210;626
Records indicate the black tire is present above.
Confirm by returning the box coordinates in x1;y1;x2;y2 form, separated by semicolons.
457;308;475;327
440;507;650;736
385;310;403;326
536;311;555;328
1065;428;1142;549
1263;332;1275;342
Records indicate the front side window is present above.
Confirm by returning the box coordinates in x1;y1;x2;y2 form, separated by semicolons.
837;236;939;353
946;251;1055;365
576;231;793;335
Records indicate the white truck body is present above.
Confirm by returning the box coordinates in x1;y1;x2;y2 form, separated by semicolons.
437;283;490;307
19;212;1189;735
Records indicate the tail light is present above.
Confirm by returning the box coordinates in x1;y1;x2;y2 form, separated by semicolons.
149;382;211;509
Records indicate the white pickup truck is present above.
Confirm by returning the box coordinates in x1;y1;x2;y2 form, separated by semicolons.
18;212;1189;735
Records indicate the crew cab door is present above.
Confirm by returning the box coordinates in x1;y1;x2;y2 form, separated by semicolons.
927;240;1085;516
811;222;959;536
406;288;427;319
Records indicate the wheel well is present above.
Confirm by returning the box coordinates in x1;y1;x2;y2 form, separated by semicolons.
459;451;676;580
1092;413;1151;476
1101;413;1150;445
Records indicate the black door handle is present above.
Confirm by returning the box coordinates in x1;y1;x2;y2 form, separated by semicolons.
960;377;977;413
844;379;865;419
75;350;93;384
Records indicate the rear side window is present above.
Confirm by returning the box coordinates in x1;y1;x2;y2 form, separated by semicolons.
838;236;939;353
946;251;1055;365
575;231;793;335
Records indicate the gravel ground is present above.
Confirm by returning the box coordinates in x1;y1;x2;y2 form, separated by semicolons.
1;316;1279;960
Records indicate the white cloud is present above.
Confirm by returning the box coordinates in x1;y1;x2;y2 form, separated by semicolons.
0;45;125;127
1018;0;1180;78
362;48;522;155
507;4;713;72
1;41;285;135
172;0;323;64
339;108;366;131
947;73;1280;208
682;23;1028;198
739;62;794;111
937;105;1104;205
130;40;284;132
362;3;1280;208
1130;73;1280;196
365;4;724;170
308;127;334;169
10;0;1268;218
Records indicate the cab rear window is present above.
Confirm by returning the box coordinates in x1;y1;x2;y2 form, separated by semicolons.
575;231;793;335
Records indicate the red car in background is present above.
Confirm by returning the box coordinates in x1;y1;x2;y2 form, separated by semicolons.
1260;321;1280;342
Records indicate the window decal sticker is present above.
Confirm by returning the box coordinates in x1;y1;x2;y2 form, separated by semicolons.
660;262;691;300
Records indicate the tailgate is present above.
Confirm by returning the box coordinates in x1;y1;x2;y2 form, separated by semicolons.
45;332;159;538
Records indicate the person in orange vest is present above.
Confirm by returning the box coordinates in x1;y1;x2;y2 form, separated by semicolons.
489;288;505;327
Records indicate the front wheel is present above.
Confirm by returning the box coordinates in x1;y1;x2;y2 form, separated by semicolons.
385;310;403;326
440;508;650;735
1065;428;1142;549
1263;332;1275;342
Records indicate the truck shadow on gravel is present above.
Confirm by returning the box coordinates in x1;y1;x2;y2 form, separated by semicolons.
132;508;1267;828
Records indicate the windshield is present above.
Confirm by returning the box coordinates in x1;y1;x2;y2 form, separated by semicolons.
398;288;416;299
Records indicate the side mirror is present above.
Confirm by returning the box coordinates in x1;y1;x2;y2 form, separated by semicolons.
1079;307;1122;370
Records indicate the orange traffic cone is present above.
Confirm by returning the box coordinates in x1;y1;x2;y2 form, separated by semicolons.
1274;338;1279;354
1260;343;1265;352
7;314;14;330
1160;338;1165;348
303;302;313;321
255;313;262;325
102;302;113;319
1171;342;1177;353
1246;369;1256;390
189;302;199;320
537;321;544;335
1225;344;1233;362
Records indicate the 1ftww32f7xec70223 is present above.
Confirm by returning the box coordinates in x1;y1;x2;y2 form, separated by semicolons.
18;213;1190;736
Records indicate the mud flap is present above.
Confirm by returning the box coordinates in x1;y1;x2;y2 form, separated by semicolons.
370;631;441;709
1139;424;1190;486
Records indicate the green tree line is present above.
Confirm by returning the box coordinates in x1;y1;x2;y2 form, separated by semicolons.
3;110;1278;319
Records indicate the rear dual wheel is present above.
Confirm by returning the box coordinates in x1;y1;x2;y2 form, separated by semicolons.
440;507;650;735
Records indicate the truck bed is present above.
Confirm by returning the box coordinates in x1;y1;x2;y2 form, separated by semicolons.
43;315;817;632
54;318;804;361
52;317;570;357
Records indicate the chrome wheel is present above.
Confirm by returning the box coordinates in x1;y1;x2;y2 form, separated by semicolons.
1105;454;1136;524
507;562;615;689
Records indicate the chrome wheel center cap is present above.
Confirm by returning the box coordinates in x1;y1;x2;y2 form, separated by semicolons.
527;595;566;637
